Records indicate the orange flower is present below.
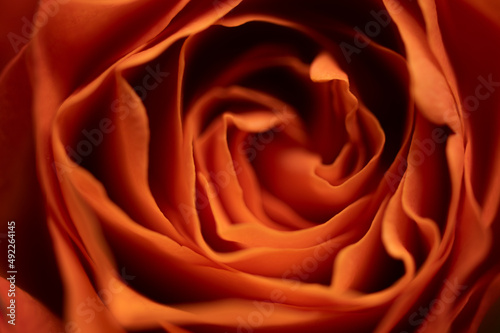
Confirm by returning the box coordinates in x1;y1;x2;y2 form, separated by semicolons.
1;0;500;332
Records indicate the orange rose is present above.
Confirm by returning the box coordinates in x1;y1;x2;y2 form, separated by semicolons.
1;0;500;332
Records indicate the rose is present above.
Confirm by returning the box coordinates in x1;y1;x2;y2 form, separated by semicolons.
1;0;500;332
